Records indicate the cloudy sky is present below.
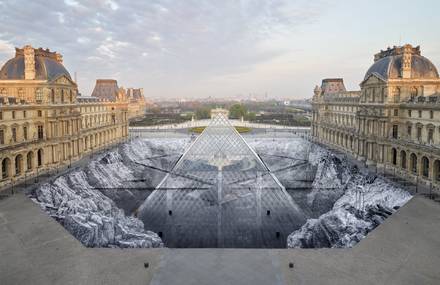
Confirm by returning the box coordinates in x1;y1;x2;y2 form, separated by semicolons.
0;0;439;100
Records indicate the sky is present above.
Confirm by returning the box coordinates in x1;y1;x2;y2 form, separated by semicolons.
0;0;439;100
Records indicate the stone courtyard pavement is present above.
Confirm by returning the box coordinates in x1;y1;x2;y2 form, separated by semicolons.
0;192;439;285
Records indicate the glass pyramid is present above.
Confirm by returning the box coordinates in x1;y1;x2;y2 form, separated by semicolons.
138;111;306;248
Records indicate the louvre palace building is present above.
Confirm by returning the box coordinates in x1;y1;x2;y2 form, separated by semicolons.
0;45;134;190
312;44;440;188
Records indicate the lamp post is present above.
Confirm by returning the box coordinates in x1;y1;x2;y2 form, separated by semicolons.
57;150;61;174
35;166;39;183
11;178;14;195
415;176;418;194
429;182;433;199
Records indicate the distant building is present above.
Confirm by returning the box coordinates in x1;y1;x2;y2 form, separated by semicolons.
91;80;147;120
126;88;144;100
0;45;128;190
91;79;121;101
312;44;440;187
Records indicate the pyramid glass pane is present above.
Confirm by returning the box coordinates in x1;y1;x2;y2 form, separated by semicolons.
138;112;306;248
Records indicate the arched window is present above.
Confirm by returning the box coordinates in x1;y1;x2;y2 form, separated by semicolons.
410;153;418;174
1;158;10;179
37;149;43;167
410;87;418;98
26;152;33;170
422;156;429;178
400;150;407;169
395;87;401;102
15;154;23;175
391;148;397;165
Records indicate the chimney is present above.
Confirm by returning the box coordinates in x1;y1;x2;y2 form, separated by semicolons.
402;44;412;79
23;45;35;80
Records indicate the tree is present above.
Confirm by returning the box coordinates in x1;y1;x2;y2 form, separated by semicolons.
195;107;211;119
245;111;256;121
229;104;247;119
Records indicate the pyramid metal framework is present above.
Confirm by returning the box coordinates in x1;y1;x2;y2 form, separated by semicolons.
156;112;285;191
138;112;306;248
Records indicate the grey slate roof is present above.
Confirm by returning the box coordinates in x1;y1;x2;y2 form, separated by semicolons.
364;54;439;80
0;55;72;81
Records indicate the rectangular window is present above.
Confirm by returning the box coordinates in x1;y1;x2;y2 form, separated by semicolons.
0;112;2;120
12;128;16;142
12;111;15;119
408;110;412;117
23;126;27;140
428;129;434;143
36;88;43;103
37;125;44;140
394;109;398;116
0;129;4;144
23;110;26;118
419;110;422;118
392;125;398;139
407;126;412;137
417;127;422;140
37;110;42;117
430;110;434;119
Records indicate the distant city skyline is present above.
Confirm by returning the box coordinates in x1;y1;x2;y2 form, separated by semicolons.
1;0;439;99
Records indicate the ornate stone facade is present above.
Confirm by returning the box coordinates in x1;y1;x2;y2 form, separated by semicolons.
312;44;440;187
0;45;129;190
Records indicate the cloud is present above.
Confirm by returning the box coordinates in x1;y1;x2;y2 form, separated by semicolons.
77;37;91;44
64;0;80;7
96;37;129;58
105;0;119;11
54;12;65;24
0;39;14;53
0;0;327;98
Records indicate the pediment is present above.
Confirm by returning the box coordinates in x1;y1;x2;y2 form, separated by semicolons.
360;73;386;86
50;74;76;86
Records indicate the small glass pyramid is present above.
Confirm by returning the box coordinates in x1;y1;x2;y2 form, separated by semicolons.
138;110;306;248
